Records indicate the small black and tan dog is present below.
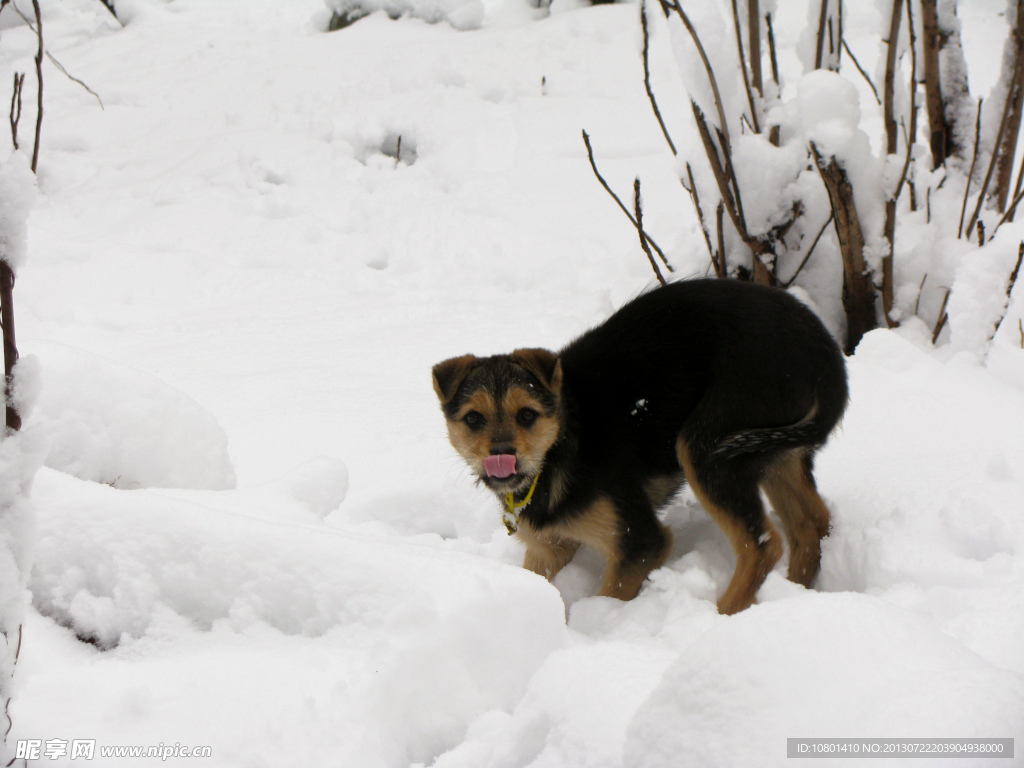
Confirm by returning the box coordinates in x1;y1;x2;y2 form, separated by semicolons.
432;279;848;614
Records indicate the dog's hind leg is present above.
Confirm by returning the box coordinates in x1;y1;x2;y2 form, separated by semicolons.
761;449;831;587
677;437;783;615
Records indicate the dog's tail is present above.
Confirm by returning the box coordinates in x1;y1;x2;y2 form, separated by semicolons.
711;401;827;460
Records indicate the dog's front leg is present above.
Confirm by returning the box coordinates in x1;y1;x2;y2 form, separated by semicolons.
559;494;672;601
515;519;579;581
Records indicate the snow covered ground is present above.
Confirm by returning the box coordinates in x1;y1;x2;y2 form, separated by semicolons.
0;0;1022;765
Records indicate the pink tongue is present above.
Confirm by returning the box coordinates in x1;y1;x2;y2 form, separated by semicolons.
484;454;517;478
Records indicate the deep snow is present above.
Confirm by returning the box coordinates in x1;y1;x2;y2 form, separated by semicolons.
0;0;1022;766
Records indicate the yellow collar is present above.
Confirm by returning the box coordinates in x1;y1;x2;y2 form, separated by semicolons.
502;473;540;535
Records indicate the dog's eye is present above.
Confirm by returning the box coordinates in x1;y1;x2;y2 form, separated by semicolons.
462;411;486;430
516;408;539;428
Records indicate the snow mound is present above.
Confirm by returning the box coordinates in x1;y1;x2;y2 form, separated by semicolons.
625;593;1024;768
26;345;235;490
29;467;566;763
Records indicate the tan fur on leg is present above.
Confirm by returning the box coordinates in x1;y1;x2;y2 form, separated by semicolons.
761;450;831;586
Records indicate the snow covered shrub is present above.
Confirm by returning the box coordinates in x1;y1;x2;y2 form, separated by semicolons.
632;0;1024;357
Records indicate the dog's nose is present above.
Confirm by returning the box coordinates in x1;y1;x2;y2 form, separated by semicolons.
489;444;516;456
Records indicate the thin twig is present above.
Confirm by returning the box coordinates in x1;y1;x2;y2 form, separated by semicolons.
635;179;667;285
931;287;950;343
716;200;727;276
841;38;881;105
12;3;104;109
30;0;43;173
581;130;672;270
984;239;1019;341
782;211;834;288
641;0;677;156
914;272;927;315
766;12;780;87
988;187;1024;241
668;1;733;154
682;162;717;272
47;52;103;109
730;0;760;133
958;98;983;239
966;54;1024;239
815;0;829;70
9;72;24;151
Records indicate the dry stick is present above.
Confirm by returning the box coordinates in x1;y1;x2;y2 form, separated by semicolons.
45;52;103;109
729;0;760;134
766;12;780;87
989;187;1024;240
841;38;881;105
12;4;104;110
812;142;876;353
994;0;1024;212
781;211;834;288
836;0;843;66
1019;317;1023;348
581;130;672;271
634;179;667;286
748;0;762;98
765;11;781;146
682;162;718;274
716;201;727;276
0;262;18;433
814;0;829;70
1010;128;1024;220
920;0;950;169
965;53;1024;239
30;0;42;174
880;0;904;328
9;72;24;151
914;272;928;316
931;287;950;343
641;0;677;156
957;98;983;239
978;220;986;246
669;1;734;155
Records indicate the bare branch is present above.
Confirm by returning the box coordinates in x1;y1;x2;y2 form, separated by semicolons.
748;0;762;98
781;211;834;288
966;54;1024;238
682;162;719;274
931;287;950;344
30;0;42;173
641;0;677;156
958;98;983;239
994;0;1024;211
841;38;881;105
765;12;779;87
45;51;103;109
635;179;667;285
581;130;672;272
9;72;24;151
668;0;734;154
729;0;760;133
812;142;877;353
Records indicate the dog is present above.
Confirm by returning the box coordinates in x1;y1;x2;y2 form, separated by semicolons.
432;279;848;614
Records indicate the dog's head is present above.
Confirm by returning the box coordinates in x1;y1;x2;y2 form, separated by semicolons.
432;348;563;495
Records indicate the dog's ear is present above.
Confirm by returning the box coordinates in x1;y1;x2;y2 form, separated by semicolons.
432;355;478;403
512;348;562;395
